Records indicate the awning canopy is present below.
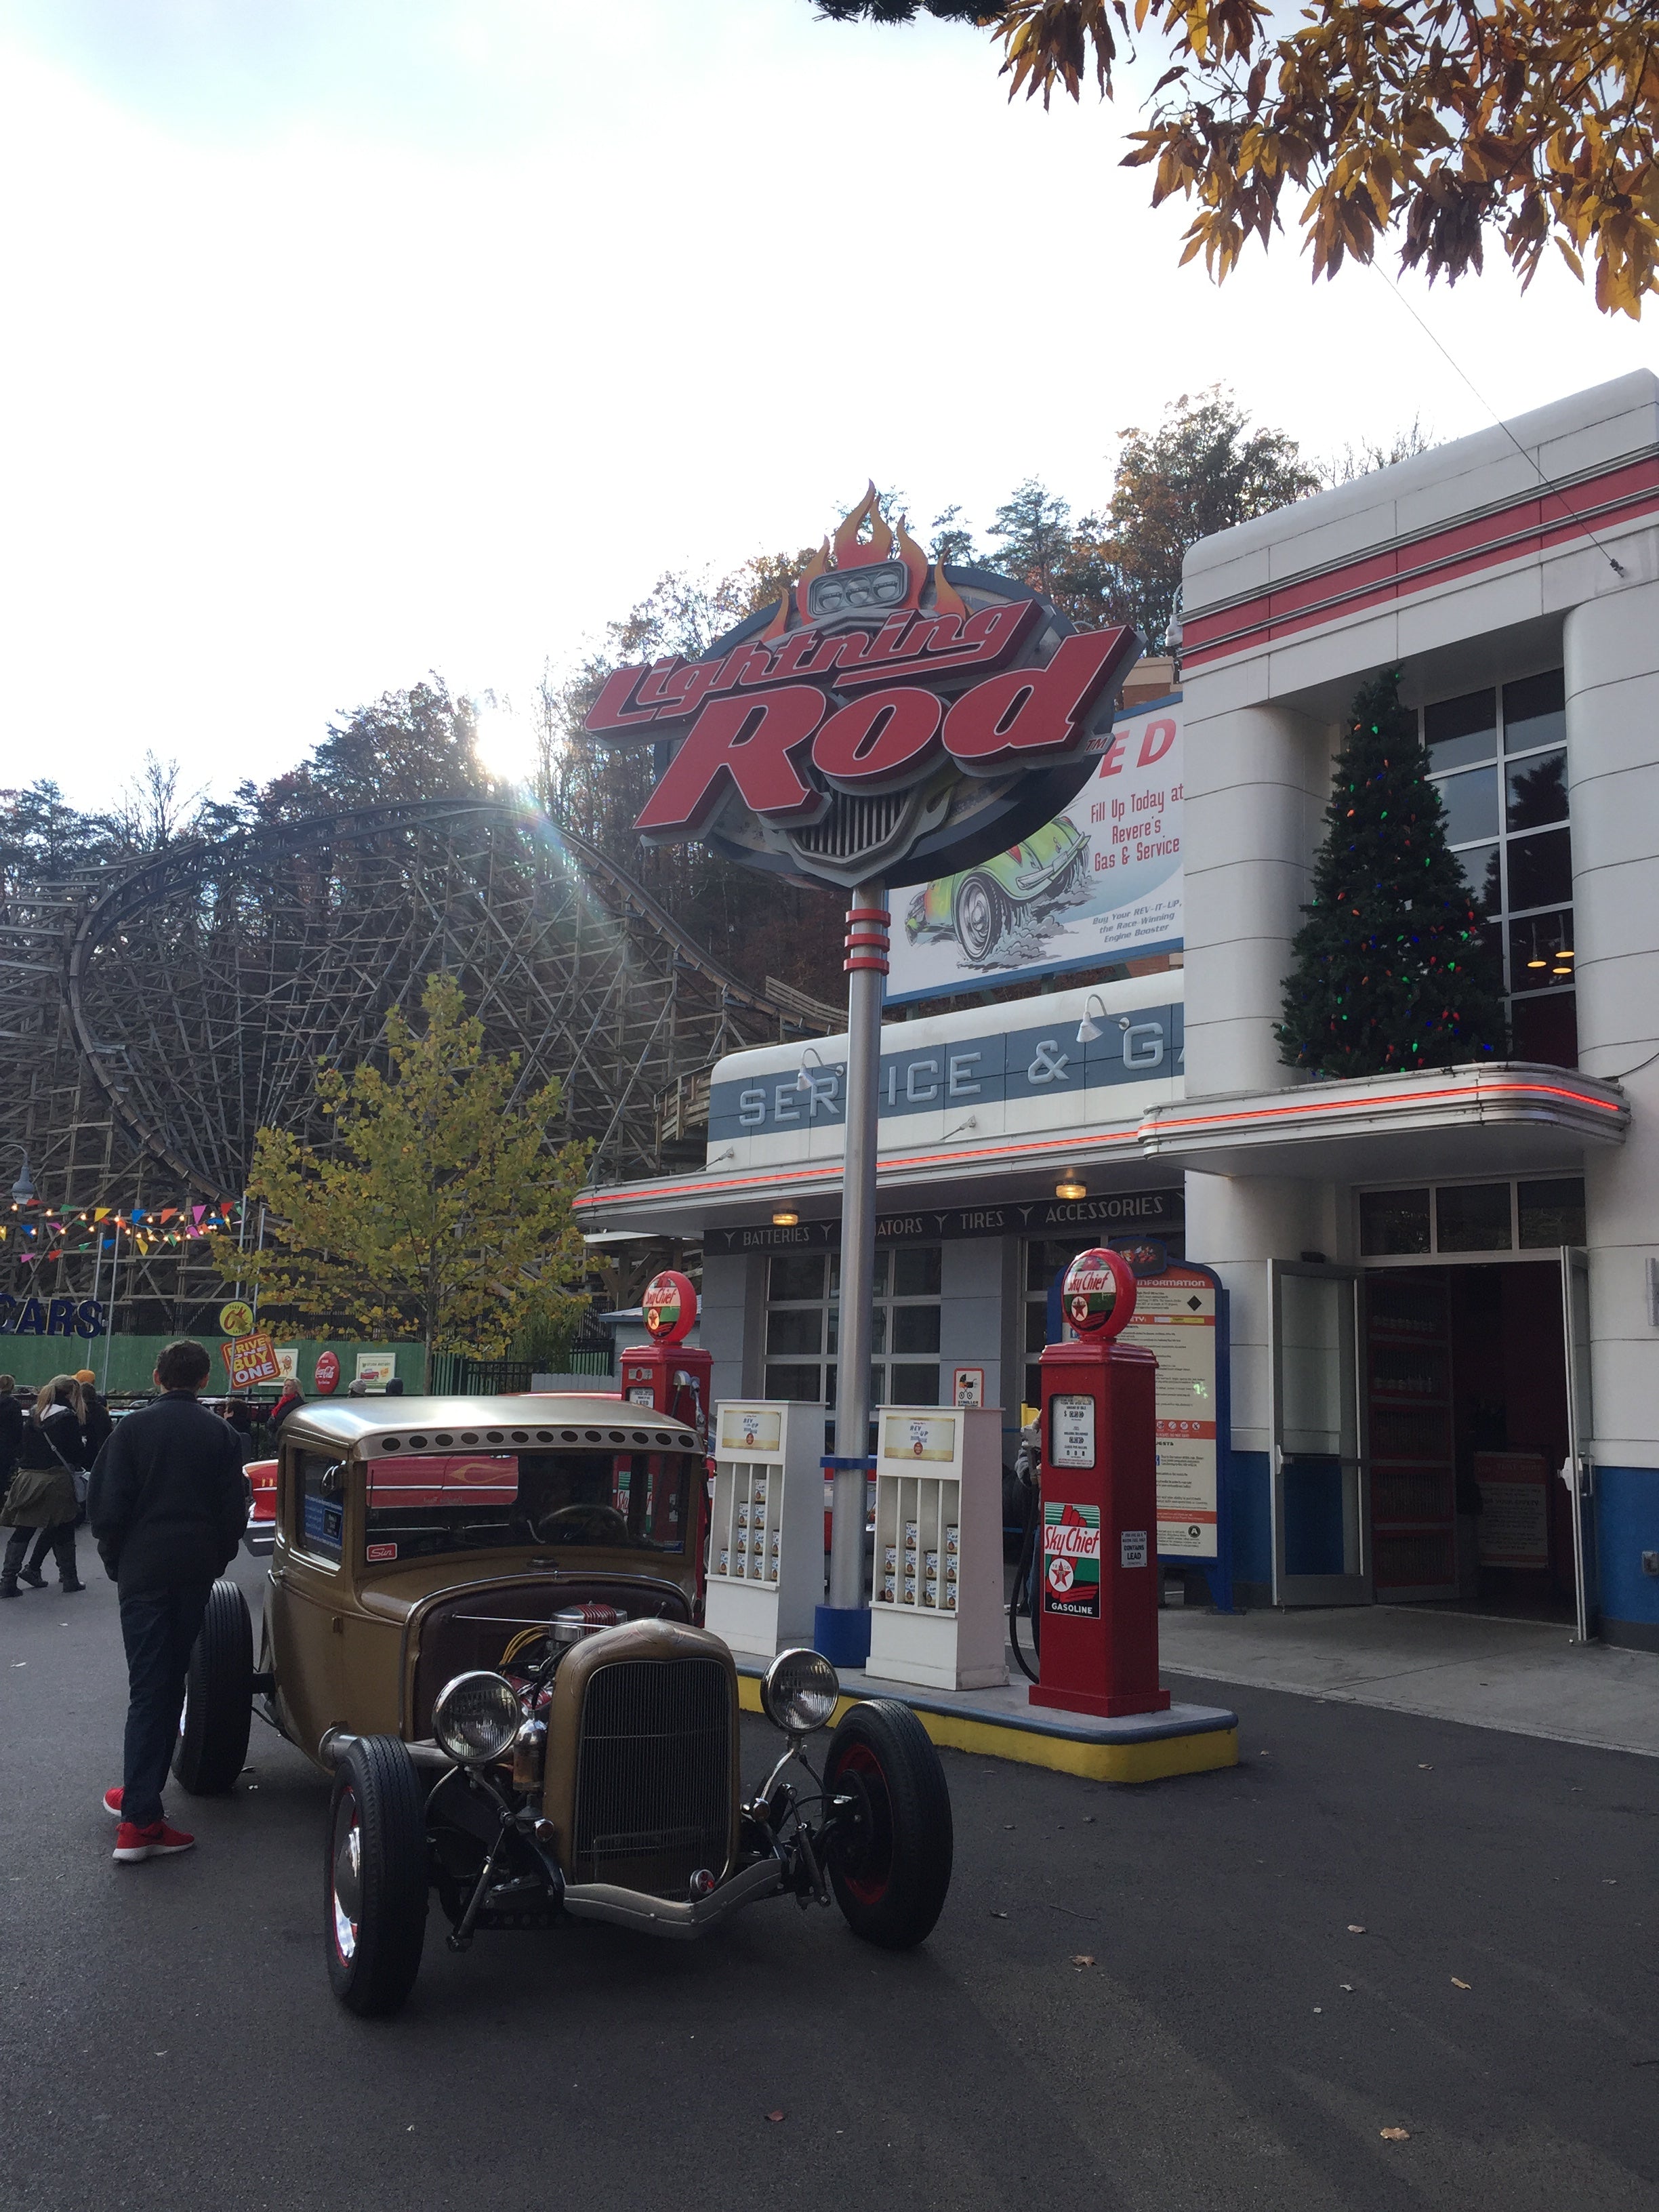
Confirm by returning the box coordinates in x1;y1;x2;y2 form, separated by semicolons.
573;1061;1627;1239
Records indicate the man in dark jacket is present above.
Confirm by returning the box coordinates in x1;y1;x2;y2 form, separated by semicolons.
87;1339;247;1864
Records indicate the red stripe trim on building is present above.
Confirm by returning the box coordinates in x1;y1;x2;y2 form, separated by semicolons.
1182;455;1659;670
1146;1078;1623;1136
571;1077;1622;1216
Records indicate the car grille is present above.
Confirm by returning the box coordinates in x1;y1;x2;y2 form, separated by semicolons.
792;788;911;864
571;1657;732;1897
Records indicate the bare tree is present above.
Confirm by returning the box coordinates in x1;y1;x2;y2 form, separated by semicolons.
112;752;205;853
1322;416;1436;488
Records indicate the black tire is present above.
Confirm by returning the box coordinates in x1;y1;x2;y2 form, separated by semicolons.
325;1736;429;2018
171;1578;253;1795
822;1700;953;1949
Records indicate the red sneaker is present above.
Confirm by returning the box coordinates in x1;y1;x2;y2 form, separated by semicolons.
112;1820;195;1863
102;1786;123;1819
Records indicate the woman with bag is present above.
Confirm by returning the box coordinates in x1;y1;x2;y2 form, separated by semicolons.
0;1375;89;1596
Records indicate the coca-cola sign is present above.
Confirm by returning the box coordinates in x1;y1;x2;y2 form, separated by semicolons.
585;486;1141;889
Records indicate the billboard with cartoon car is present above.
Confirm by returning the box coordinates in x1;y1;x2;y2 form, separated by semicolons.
886;697;1182;1006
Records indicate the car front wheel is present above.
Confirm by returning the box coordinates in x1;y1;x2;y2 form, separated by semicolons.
952;875;1006;965
326;1736;428;2018
822;1700;953;1949
171;1578;253;1795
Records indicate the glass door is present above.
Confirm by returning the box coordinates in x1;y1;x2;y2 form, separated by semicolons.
1561;1246;1599;1642
1269;1261;1372;1606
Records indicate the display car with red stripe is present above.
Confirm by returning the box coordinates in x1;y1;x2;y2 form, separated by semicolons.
243;1458;278;1554
188;1395;951;2017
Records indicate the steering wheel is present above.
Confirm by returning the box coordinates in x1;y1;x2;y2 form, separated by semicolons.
536;1502;630;1544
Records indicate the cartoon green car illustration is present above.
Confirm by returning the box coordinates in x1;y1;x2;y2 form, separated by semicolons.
903;819;1088;966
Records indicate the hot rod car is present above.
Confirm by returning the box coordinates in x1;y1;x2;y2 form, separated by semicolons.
179;1396;953;2015
903;818;1088;967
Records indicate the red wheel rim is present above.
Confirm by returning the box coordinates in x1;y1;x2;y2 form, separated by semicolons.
830;1740;894;1904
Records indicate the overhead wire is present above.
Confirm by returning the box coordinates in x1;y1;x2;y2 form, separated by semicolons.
1369;261;1629;579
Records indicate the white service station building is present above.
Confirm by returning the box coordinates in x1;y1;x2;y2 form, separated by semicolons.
579;370;1659;1653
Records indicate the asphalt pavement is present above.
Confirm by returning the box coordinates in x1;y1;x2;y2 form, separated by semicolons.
2;1551;1657;2212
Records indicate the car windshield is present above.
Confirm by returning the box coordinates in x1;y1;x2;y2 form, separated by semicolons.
363;1450;694;1563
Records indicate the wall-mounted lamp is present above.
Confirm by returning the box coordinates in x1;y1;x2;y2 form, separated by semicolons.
772;1208;800;1227
1055;1170;1088;1200
1075;995;1107;1045
795;1045;825;1094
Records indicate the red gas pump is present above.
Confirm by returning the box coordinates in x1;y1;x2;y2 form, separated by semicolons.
617;1270;714;1608
1031;1248;1170;1720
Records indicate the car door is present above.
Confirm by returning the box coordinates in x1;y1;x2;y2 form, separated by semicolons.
266;1446;351;1755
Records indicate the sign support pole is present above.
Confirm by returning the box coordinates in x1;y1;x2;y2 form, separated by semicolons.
100;1227;120;1394
817;878;888;1668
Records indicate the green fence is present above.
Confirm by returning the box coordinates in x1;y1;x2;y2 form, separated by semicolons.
0;1332;617;1399
0;1333;422;1397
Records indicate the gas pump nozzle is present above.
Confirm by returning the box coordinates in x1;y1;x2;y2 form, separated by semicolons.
673;1369;708;1452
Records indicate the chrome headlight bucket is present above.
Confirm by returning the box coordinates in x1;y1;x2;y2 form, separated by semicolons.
432;1670;522;1764
760;1647;840;1736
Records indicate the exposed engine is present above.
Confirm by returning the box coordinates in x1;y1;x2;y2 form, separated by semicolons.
497;1605;630;1792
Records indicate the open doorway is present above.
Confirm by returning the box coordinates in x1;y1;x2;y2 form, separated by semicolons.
1366;1262;1574;1621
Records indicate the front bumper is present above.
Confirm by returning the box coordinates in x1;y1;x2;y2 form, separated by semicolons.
560;1855;785;1938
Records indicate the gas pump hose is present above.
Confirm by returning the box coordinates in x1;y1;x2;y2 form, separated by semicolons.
1008;1471;1040;1685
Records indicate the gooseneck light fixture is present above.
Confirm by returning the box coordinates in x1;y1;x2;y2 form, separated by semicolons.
795;1045;825;1094
1075;996;1107;1046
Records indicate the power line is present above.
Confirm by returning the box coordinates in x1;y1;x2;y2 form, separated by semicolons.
1372;262;1628;579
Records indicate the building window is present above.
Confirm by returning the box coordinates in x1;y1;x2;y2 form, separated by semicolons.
1422;669;1574;1066
1359;1178;1585;1259
763;1247;941;1409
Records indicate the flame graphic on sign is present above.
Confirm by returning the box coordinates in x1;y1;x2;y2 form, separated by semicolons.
762;483;969;639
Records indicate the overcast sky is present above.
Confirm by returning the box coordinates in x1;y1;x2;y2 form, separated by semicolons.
1;0;1652;804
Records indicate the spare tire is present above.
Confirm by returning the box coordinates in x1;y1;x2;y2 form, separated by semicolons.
171;1578;253;1795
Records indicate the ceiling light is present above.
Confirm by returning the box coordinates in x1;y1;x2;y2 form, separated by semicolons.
1055;1174;1088;1201
773;1208;800;1227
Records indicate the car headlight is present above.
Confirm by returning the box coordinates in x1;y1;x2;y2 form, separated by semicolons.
432;1671;522;1764
760;1647;840;1736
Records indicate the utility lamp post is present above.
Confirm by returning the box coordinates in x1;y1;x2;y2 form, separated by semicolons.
581;483;1140;1680
817;882;888;1666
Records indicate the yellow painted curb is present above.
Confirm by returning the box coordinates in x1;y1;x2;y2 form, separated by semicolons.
737;1672;1237;1784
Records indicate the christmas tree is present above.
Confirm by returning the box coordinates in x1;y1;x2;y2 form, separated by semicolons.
1277;669;1507;1078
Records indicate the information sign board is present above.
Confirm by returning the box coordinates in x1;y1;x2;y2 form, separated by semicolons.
1117;1260;1221;1562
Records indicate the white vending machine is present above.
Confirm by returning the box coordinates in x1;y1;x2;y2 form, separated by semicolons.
703;1401;824;1658
866;1405;1007;1692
